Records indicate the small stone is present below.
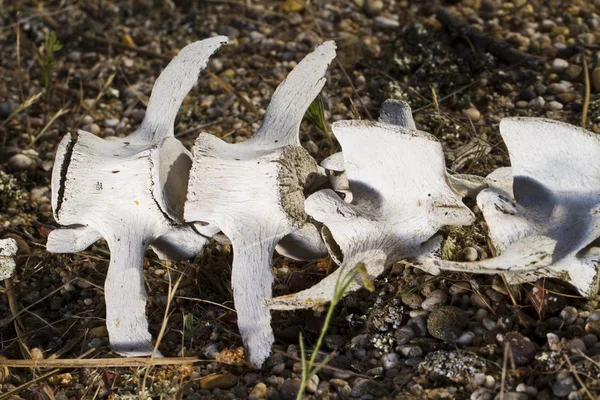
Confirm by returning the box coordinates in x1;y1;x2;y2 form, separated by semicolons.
502;393;527;400
552;26;570;36
8;154;33;172
589;310;600;321
528;96;545;109
547;333;561;351
502;332;535;366
249;382;267;399
449;281;471;296
541;19;556;31
482;318;496;331
382;353;399;370
82;115;94;125
324;335;345;350
546;101;564;110
551;58;569;72
199;372;238;390
463;108;481;122
556;93;576;103
552;375;577;397
427;306;469;340
548;82;571;95
592;67;600;93
399;345;422;358
407;317;428;337
363;0;384;17
83;123;101;135
569;338;586;354
516;100;529;108
394;326;415;345
329;378;348;388
484;375;495;389
457;331;475;346
373;16;400;29
104;118;119;128
0;101;18;117
306;375;319;394
563;65;582;81
279;379;301;400
471;293;491;309
350;378;388;398
585;320;600;336
83;298;93;306
581;333;598;349
470;388;493;400
401;292;424;309
422;289;448;311
459;247;479;261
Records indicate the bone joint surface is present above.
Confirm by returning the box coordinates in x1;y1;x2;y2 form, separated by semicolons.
47;37;227;356
268;99;475;311
184;41;336;367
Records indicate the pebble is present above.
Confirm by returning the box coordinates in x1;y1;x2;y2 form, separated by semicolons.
581;333;598;349
249;383;267;399
551;58;569;72
528;96;546;110
382;353;399;370
482;318;496;331
556;93;576;103
502;393;528;400
501;332;535;366
373;16;399;29
471;388;493;400
548;82;570;95
394;326;415;345
427;306;469;340
401;292;424;309
589;310;600;321
198;372;238;390
463;108;481;122
350;378;388;398
457;331;475;346
585;320;600;336
484;375;495;389
363;0;384;17
552;372;577;397
83;123;101;135
82;115;94;125
8;154;33;172
407;317;428;337
592;67;600;93
471;293;491;309
104;118;119;128
569;338;586;354
324;335;345;350
449;281;471;296
399;345;422;358
547;333;561;351
83;298;93;306
422;289;448;311
0;101;18;117
279;379;300;400
516;100;529;108
306;375;319;394
541;20;556;31
546;101;563;110
563;65;582;81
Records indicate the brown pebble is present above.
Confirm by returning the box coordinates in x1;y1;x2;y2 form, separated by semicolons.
502;332;535;366
199;372;238;390
249;382;267;399
463;108;481;122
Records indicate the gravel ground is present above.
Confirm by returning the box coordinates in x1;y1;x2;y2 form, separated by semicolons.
1;0;600;399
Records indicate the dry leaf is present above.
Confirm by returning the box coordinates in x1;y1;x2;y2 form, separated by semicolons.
215;347;245;366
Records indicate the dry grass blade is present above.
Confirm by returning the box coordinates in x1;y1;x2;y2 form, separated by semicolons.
563;354;594;400
28;106;70;148
205;70;259;115
0;348;96;400
0;92;43;129
3;277;32;359
581;55;590;129
0;356;201;368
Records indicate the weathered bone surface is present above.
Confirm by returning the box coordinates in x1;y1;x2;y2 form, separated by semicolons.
184;41;336;366
419;118;600;297
47;37;227;356
0;238;18;281
268;100;475;310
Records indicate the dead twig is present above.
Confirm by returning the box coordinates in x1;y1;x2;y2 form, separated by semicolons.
0;356;203;368
436;8;544;69
563;354;595;400
581;55;590;129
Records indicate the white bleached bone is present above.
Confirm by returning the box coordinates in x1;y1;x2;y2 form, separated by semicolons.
268;100;475;311
0;238;18;281
418;118;600;297
184;41;336;367
47;37;227;356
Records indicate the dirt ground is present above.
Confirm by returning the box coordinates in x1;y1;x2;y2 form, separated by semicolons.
1;0;600;399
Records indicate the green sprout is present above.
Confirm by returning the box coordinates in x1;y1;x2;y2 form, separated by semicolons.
305;95;328;136
35;31;63;91
296;263;374;400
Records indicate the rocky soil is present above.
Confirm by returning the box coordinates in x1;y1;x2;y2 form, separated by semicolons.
1;0;600;399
